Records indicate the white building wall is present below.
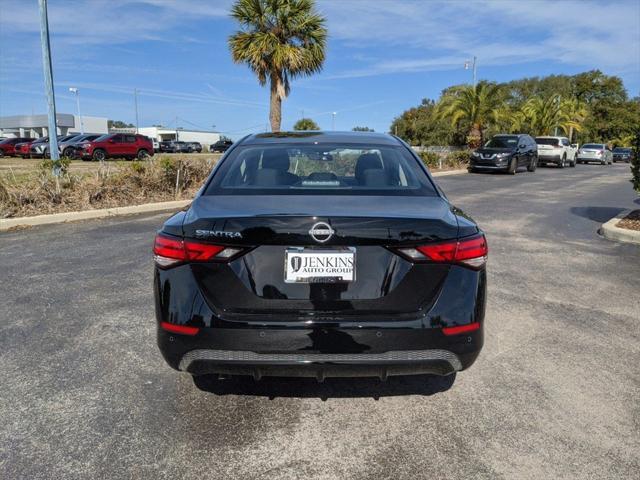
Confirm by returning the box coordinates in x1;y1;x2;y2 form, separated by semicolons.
138;127;221;149
71;115;108;134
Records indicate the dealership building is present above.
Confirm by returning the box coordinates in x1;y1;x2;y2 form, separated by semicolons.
0;113;108;138
137;126;221;146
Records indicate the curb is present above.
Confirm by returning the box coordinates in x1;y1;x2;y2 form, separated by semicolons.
0;200;191;232
601;209;640;245
431;169;467;177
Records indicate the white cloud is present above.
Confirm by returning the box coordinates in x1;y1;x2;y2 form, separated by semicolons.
317;0;640;80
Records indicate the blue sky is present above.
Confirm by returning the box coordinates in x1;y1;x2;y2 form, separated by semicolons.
1;0;639;138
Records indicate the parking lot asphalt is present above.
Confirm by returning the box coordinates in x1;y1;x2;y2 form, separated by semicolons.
1;163;638;480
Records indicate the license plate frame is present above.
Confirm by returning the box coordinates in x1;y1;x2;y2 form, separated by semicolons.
284;247;356;284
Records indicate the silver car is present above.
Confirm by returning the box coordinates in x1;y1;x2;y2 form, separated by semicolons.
576;143;613;165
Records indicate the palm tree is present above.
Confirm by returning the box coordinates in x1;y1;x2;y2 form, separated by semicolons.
228;0;327;132
558;98;587;142
521;95;586;138
293;117;320;130
438;82;504;147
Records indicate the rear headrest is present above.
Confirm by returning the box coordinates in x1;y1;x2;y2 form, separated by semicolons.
355;153;383;182
261;149;290;171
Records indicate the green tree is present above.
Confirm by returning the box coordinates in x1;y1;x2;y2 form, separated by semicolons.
228;0;327;132
632;128;640;194
437;82;504;147
352;126;374;132
108;120;134;129
293;117;320;130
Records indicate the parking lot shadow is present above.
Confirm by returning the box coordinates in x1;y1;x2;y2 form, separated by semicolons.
192;373;456;400
570;206;626;223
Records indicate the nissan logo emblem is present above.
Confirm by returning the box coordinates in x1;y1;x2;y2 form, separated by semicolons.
309;222;334;243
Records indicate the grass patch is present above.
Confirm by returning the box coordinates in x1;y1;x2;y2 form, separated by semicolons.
0;156;217;218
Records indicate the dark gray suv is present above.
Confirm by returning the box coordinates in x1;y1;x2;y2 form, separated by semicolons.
469;134;538;174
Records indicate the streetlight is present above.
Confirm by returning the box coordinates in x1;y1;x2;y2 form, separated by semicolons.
332;111;337;130
69;87;84;134
464;56;477;88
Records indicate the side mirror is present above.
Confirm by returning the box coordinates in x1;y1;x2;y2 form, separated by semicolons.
108;139;115;143
571;144;578;148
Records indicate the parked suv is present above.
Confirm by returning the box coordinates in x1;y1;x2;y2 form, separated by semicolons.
612;147;633;163
30;134;79;158
15;139;38;158
159;140;190;153
576;144;613;165
469;134;538;174
59;134;102;158
0;137;32;157
186;142;202;153
81;133;153;161
534;136;577;168
210;139;233;152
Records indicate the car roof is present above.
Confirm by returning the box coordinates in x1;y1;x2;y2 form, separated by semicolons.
239;131;402;146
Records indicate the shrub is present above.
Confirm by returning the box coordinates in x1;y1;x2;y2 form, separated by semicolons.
446;150;470;166
632;128;640;194
419;151;440;168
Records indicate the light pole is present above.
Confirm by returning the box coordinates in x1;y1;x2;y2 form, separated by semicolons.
464;56;477;88
332;111;337;130
134;88;139;133
38;0;60;170
69;87;83;134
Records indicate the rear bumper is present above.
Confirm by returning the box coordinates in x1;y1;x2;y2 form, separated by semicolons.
538;154;561;163
178;348;475;379
157;323;483;378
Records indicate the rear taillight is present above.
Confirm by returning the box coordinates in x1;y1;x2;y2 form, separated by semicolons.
153;233;244;268
443;322;481;336
160;321;199;335
396;234;488;269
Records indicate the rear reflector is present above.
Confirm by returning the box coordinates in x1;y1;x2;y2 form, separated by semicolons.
442;322;481;336
397;234;488;269
153;233;244;267
160;321;199;336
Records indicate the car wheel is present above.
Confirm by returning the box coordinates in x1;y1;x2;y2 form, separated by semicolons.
93;149;106;162
137;149;150;160
508;158;517;175
527;156;537;172
62;147;74;158
559;155;566;168
570;157;576;167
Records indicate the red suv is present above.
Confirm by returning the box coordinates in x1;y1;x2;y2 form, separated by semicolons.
80;133;154;161
15;139;38;158
0;137;33;157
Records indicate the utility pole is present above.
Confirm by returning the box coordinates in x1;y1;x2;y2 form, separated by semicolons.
554;95;561;136
332;112;336;130
464;56;477;88
69;87;83;134
38;0;60;172
134;88;139;133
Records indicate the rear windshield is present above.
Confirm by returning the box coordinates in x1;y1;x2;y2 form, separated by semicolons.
204;144;437;196
535;138;559;146
485;136;518;148
613;147;632;152
582;144;603;149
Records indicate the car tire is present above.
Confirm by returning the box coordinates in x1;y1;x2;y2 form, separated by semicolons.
93;149;106;162
570;157;576;167
527;156;537;172
508;158;517;175
62;147;75;159
137;149;150;160
559;155;566;168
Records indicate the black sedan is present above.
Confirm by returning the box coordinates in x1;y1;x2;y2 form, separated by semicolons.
210;139;233;152
153;131;487;383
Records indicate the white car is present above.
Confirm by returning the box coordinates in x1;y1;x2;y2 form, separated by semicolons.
534;136;578;168
576;143;613;165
